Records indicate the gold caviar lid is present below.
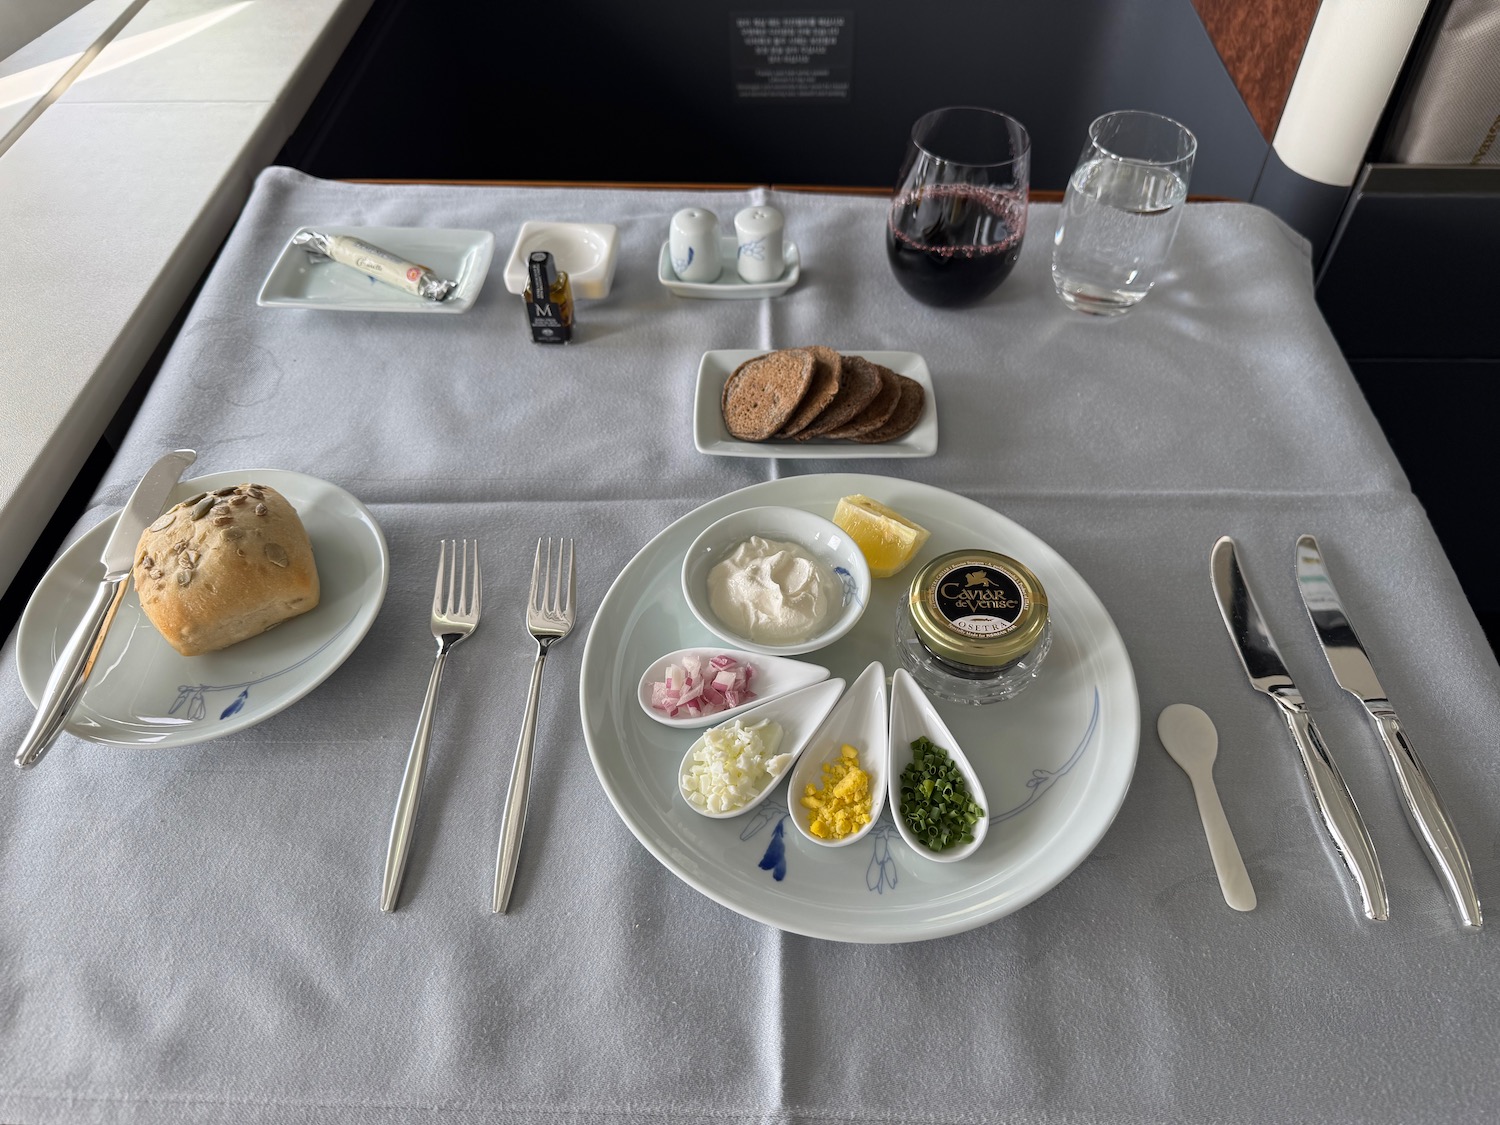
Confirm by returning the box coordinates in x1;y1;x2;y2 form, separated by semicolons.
907;549;1049;668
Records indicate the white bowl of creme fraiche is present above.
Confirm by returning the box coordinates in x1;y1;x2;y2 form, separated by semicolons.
682;505;871;657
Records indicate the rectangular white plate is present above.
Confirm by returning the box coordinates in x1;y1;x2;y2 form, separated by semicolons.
658;237;800;299
257;226;494;313
693;349;938;459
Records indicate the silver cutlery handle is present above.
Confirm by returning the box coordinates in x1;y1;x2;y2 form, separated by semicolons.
1279;702;1389;921
15;575;129;770
1188;773;1257;912
493;644;547;913
1368;707;1482;929
381;650;449;912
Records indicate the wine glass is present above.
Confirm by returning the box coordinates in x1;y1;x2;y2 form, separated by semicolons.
886;107;1031;308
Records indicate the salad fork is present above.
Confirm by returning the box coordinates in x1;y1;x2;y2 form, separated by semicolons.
492;537;575;914
381;539;481;913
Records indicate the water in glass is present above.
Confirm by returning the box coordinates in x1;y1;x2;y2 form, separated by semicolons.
1052;157;1188;315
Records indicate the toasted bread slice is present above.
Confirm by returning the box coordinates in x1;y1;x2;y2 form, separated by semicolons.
775;346;843;437
822;359;902;439
795;353;882;439
722;349;815;441
850;374;925;443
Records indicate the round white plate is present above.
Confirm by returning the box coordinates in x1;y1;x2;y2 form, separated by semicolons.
17;470;389;747
579;473;1139;943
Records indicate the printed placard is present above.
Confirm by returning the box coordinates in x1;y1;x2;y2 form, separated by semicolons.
731;11;853;102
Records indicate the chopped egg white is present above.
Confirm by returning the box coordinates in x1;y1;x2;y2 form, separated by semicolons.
680;718;790;813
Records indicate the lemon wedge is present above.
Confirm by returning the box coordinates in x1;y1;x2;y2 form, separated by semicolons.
833;494;931;579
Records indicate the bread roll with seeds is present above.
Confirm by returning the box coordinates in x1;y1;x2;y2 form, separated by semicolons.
132;483;319;656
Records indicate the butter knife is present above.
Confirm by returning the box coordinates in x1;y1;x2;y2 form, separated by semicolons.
14;449;197;769
1210;535;1388;921
1296;534;1482;929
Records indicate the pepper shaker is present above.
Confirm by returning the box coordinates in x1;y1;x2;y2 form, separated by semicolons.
669;208;722;283
734;206;785;283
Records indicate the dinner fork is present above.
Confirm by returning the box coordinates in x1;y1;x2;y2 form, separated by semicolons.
492;537;575;913
381;539;481;913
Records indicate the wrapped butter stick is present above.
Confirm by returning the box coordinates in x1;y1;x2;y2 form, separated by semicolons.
292;230;457;301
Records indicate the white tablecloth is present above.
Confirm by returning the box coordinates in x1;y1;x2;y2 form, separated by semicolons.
2;168;1496;1124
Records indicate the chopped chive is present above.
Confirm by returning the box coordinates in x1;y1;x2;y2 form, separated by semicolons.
898;737;985;852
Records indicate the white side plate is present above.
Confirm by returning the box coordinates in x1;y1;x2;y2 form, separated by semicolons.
693;349;938;460
257;226;493;313
17;470;389;747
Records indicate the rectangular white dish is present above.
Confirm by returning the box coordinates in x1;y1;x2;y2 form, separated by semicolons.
659;237;801;299
257;226;494;313
693;349;938;459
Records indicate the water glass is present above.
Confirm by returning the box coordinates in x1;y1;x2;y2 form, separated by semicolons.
1052;110;1197;316
886;106;1030;308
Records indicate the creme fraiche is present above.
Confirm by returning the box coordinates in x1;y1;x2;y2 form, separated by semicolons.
708;535;837;645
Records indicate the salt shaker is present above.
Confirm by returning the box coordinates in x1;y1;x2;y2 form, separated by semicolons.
734;206;785;284
669;208;722;283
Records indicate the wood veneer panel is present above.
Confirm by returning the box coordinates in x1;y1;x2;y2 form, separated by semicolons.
1192;0;1321;140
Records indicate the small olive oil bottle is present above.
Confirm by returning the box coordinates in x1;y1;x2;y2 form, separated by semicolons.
524;250;574;343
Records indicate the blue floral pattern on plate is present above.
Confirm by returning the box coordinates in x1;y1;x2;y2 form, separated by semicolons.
166;613;358;721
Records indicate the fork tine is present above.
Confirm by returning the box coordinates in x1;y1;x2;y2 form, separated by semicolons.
432;540;447;614
462;540;474;612
529;538;543;612
563;538;575;618
451;539;462;613
545;537;556;614
469;541;481;617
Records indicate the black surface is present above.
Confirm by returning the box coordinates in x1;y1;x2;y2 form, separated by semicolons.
279;0;1269;198
1316;165;1500;631
1348;359;1500;616
1318;166;1500;360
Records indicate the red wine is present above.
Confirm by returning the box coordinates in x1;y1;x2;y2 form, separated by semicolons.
886;183;1026;307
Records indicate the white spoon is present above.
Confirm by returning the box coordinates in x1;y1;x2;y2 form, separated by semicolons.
1157;704;1257;912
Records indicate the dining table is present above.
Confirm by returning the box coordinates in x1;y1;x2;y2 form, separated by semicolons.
2;166;1497;1125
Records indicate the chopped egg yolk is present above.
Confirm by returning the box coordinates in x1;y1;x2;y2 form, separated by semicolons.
680;719;790;814
800;744;872;840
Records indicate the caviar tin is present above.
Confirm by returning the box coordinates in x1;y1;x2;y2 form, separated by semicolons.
895;548;1052;704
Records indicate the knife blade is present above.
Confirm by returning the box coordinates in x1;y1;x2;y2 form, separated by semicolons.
1210;535;1388;921
14;449;197;769
1296;534;1482;929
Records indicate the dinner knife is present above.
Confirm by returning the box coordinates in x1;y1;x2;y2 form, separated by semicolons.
1296;535;1482;929
14;449;197;769
1210;535;1388;921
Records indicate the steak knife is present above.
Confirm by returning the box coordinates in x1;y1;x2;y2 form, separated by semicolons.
1296;534;1482;929
14;449;197;769
1210;535;1388;921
